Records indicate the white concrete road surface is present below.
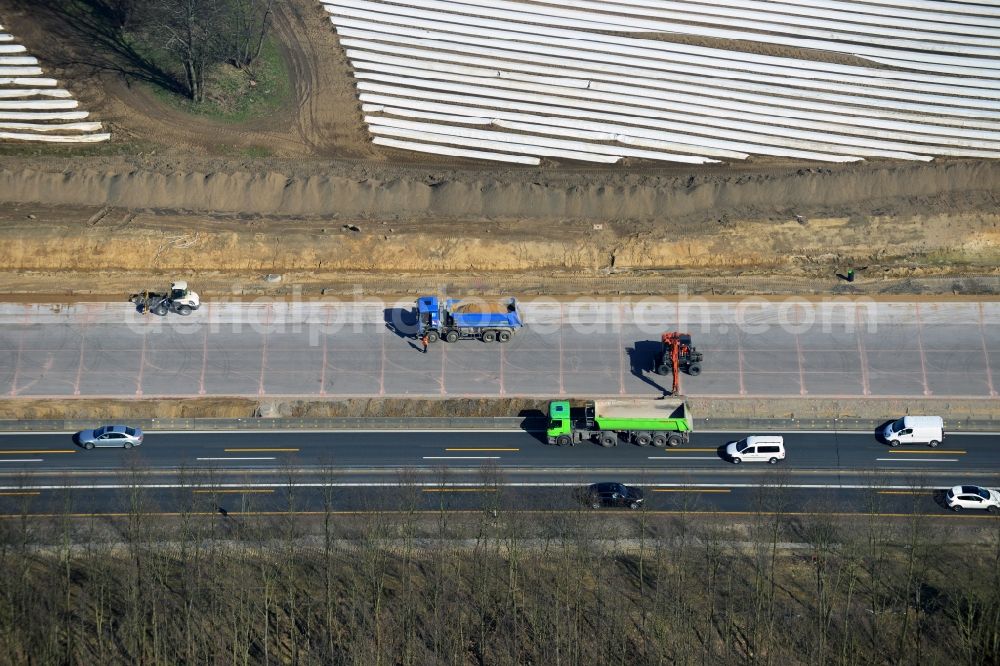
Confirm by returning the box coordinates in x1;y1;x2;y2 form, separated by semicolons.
0;298;997;399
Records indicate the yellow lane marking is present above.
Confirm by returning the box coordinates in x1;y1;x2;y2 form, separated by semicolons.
223;448;299;452
0;450;76;454
652;489;730;493
193;489;273;494
423;488;498;493
0;492;41;496
0;510;996;519
444;448;519;451
659;448;718;452
888;450;965;455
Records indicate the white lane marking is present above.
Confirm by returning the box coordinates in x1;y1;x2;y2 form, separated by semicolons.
0;459;43;463
196;457;276;461
875;458;958;462
0;482;965;491
422;456;502;460
4;429;1000;436
647;456;720;460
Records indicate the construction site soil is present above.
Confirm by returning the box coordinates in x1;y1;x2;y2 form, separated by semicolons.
0;0;997;299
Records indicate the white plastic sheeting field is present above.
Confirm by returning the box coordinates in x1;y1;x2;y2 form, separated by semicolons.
322;0;1000;164
0;24;108;143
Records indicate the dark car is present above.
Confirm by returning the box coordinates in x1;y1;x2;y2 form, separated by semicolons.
586;482;644;510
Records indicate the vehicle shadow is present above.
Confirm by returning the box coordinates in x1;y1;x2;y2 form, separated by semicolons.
626;340;668;394
717;444;731;463
874;419;895;446
931;488;951;512
518;409;548;444
384;307;417;339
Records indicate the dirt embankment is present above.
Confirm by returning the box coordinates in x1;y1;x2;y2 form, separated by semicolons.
0;158;997;221
3;396;997;423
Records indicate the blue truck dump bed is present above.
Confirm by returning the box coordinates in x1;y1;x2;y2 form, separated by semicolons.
417;296;522;343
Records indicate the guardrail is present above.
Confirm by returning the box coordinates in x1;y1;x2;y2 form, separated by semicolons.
0;416;996;433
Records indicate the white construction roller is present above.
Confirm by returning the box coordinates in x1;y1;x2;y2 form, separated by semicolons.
373;136;540;163
0;121;103;132
0;56;38;64
0;131;110;142
0;89;73;99
0;45;27;53
0;100;78;109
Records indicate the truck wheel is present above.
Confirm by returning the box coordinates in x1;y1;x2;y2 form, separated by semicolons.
888;440;900;447
666;434;682;447
497;330;511;343
928;440;940;448
651;434;667;448
635;433;652;446
176;305;192;316
425;331;439;343
482;330;497;343
445;331;460;343
152;305;168;316
655;364;669;376
687;363;702;376
556;435;572;447
600;434;617;448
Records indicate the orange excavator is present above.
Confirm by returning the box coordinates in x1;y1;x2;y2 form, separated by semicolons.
655;332;703;395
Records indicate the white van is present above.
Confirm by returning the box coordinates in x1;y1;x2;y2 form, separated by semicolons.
882;416;944;447
725;436;785;464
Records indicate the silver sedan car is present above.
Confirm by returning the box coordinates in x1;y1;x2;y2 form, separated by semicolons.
75;425;144;450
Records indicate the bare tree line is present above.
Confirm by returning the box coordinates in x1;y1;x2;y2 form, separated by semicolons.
0;467;998;664
70;0;276;102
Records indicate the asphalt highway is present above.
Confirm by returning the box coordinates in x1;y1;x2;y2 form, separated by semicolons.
1;429;998;517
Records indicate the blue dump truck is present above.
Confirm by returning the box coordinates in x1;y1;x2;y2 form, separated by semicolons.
416;295;523;343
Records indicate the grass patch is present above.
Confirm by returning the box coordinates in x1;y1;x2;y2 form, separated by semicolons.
145;37;291;123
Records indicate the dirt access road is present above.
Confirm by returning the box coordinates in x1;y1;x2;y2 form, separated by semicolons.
0;0;997;298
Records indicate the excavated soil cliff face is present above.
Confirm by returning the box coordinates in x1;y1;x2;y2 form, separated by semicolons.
0;203;996;278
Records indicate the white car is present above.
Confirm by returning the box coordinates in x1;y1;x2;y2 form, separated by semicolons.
945;485;1000;513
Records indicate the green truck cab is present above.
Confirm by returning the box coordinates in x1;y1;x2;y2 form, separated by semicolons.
547;398;692;447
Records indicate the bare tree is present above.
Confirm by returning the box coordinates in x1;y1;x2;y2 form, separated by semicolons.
224;0;276;69
139;0;230;101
